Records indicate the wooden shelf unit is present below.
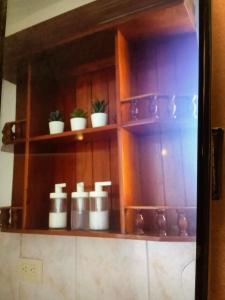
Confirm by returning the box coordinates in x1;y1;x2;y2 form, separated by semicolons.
2;0;198;239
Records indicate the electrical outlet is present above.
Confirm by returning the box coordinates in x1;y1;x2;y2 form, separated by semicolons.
18;258;43;283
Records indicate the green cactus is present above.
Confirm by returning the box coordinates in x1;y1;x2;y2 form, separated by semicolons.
49;110;64;122
91;99;108;113
70;108;88;118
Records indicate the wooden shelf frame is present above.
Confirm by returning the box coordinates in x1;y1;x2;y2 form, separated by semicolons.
1;228;196;242
29;124;118;144
2;0;198;241
125;205;197;210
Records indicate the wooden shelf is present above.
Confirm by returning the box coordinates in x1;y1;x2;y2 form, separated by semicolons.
120;93;196;103
1;228;196;242
125;205;197;210
121;92;156;103
29;124;118;144
122;118;197;134
2;139;26;146
122;118;157;134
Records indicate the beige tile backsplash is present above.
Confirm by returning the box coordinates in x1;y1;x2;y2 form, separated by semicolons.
0;233;196;300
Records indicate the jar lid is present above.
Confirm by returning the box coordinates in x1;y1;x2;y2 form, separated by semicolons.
71;192;88;198
89;191;107;197
50;192;67;199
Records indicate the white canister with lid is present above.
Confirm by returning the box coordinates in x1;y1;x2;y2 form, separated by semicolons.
89;181;111;230
49;183;67;229
71;182;89;230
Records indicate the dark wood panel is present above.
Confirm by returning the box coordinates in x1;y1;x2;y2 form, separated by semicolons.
30;59;57;136
139;135;164;206
133;42;158;96
118;128;141;232
174;33;198;95
109;137;120;230
55;78;76;132
116;31;132;100
12;146;25;207
27;153;54;228
118;3;195;40
16;64;28;120
106;68;117;124
75;142;93;191
132;33;198;96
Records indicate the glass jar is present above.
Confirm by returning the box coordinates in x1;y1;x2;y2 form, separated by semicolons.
49;197;67;229
71;196;89;230
49;183;67;229
89;195;109;230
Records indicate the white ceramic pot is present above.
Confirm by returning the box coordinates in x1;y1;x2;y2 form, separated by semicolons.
91;113;107;128
49;121;64;134
70;117;87;131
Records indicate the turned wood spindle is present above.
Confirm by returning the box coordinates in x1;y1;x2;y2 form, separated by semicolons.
177;209;189;236
134;209;144;235
0;208;10;229
11;209;22;229
2;123;15;144
156;209;167;236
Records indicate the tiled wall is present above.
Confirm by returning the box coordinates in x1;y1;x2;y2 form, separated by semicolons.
0;233;196;300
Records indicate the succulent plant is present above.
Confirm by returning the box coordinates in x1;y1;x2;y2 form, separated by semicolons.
70;108;88;118
91;99;108;113
49;110;64;122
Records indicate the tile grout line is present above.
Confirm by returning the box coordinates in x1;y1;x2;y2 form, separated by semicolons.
146;241;151;300
18;233;23;300
19;233;22;257
74;236;78;300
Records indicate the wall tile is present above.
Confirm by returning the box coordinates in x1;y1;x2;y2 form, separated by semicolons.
147;241;196;300
182;260;196;300
0;232;21;300
20;234;76;300
0;233;197;300
76;237;149;300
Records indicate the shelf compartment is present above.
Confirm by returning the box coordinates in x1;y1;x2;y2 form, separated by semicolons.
119;125;197;234
29;124;118;144
26;130;120;230
30;33;117;138
116;31;198;102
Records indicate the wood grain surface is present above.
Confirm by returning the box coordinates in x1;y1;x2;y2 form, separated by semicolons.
210;0;225;299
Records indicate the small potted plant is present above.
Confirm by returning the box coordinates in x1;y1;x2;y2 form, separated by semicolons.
91;99;108;128
70;108;88;130
48;110;64;134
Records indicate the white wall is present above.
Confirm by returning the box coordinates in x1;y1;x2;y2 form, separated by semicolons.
0;80;16;206
6;0;95;36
